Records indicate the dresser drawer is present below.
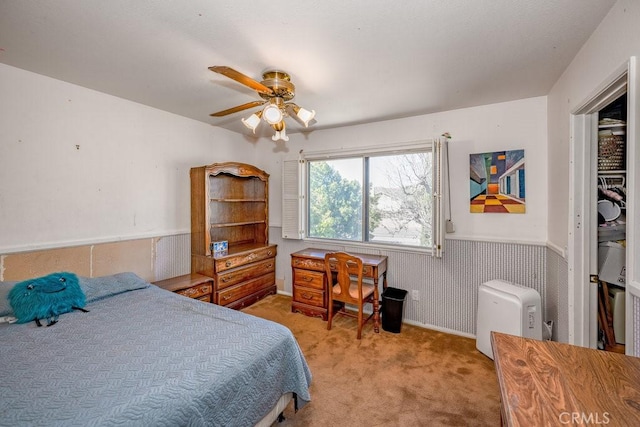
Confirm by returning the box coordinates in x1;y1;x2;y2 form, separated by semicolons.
293;268;325;290
216;245;277;272
293;287;324;308
217;272;275;306
225;286;277;311
217;258;276;290
176;282;212;300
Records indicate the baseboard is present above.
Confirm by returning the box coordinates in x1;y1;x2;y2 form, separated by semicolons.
403;318;476;339
273;291;476;340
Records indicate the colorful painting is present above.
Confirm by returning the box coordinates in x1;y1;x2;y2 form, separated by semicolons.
469;149;525;213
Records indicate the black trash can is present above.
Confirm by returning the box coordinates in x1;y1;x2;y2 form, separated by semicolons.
382;287;408;333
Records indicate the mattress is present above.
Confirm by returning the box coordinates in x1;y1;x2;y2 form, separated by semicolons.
0;273;312;427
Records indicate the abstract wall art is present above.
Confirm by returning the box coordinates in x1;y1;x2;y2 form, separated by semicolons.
469;149;525;213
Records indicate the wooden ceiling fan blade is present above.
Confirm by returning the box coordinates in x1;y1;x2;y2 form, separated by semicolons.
209;100;266;117
209;66;274;96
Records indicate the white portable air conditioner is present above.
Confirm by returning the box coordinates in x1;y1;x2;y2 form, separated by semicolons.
476;279;542;359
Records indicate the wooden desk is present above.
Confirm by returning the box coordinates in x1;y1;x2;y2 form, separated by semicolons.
290;248;388;320
491;331;640;426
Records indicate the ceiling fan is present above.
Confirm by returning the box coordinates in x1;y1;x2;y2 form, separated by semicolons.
209;66;315;142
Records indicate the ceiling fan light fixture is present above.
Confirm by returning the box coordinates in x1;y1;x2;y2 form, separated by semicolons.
209;66;316;141
271;120;285;132
271;121;289;142
241;110;262;133
272;129;289;142
262;103;283;125
295;107;316;127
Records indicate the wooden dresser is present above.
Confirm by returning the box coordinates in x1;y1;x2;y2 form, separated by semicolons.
192;244;276;309
154;273;214;302
190;162;277;310
290;248;388;320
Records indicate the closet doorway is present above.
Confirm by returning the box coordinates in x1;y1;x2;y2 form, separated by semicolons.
569;57;639;356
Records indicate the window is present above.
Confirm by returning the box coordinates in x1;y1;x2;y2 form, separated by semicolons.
307;152;434;248
368;153;434;247
308;158;363;241
282;139;444;255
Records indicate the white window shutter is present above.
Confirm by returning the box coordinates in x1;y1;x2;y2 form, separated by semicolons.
282;158;305;239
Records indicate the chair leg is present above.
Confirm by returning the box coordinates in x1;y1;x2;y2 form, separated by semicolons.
356;303;363;339
327;296;334;331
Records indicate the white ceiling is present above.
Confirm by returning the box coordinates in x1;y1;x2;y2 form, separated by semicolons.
0;0;616;139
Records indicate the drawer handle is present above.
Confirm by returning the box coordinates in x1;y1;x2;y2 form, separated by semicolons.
221;276;230;282
223;295;231;301
225;261;232;267
303;276;313;282
266;263;273;268
267;250;273;256
301;292;313;300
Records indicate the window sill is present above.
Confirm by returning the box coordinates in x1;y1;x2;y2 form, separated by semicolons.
302;237;435;256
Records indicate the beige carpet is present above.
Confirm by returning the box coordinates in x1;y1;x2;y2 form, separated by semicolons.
242;294;501;427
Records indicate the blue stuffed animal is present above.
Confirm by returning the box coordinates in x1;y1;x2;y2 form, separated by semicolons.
8;272;88;326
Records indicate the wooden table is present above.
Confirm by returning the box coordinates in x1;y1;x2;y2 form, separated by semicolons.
491;331;640;426
290;248;388;320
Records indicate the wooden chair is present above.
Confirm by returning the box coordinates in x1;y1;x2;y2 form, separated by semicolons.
325;252;380;339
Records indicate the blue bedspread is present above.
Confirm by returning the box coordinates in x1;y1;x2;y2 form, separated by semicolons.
0;274;311;427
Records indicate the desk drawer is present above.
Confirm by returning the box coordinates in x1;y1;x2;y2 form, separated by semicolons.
217;258;275;290
176;282;212;300
362;265;373;277
293;287;324;308
294;269;325;290
292;257;374;278
291;257;325;272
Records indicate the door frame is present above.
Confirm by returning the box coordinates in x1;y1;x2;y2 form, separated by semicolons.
569;57;638;354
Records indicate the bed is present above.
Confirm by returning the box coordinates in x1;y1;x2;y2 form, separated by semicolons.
0;272;312;427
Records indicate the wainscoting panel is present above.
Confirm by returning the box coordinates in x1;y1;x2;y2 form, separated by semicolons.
270;227;547;337
154;233;191;281
545;248;568;342
1;229;552;339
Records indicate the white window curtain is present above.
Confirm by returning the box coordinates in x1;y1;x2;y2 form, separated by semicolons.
281;138;447;258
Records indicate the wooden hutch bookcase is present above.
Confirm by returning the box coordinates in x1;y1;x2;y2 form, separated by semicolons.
190;162;277;309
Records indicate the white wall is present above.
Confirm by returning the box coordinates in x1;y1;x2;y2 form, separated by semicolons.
547;0;640;251
256;96;548;244
0;64;246;253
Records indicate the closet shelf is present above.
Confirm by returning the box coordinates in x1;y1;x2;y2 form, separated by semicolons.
598;123;626;129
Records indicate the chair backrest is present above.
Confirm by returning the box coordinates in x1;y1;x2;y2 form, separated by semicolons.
324;252;364;305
